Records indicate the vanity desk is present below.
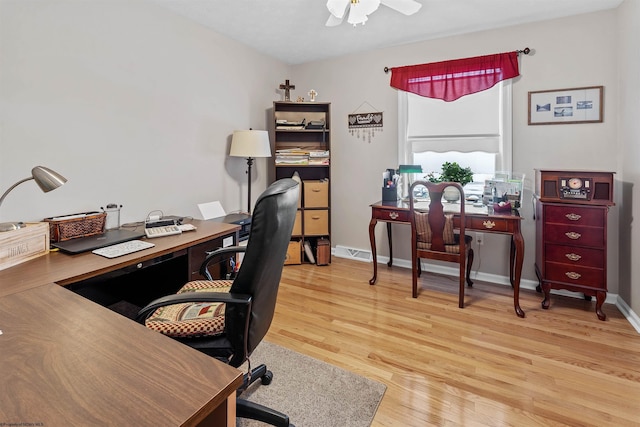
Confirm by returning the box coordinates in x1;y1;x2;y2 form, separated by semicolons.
369;199;525;318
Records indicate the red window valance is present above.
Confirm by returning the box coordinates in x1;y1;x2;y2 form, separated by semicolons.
390;51;519;102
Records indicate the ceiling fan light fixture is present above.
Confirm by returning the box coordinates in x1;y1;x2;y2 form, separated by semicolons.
348;5;370;26
348;0;380;25
326;0;421;27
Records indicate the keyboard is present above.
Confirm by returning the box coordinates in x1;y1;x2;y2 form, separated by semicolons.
145;225;182;239
92;240;155;258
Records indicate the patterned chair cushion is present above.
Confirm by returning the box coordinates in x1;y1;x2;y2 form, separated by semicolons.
144;280;232;338
416;240;463;254
414;212;456;245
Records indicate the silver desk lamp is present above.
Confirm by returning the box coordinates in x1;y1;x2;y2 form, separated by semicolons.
0;166;67;232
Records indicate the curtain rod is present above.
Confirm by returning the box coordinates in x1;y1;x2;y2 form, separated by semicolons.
383;47;531;73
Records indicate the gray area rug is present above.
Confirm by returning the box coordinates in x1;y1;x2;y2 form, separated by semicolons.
237;341;386;427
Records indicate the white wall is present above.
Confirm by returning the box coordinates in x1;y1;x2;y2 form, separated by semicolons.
617;0;640;313
0;0;288;225
290;10;621;293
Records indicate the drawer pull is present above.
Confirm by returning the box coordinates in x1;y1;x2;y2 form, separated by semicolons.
565;231;581;240
482;220;496;229
565;253;582;261
565;272;581;280
388;212;399;220
311;215;321;220
565;213;582;221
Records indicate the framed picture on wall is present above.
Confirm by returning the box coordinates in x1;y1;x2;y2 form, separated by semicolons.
528;86;603;125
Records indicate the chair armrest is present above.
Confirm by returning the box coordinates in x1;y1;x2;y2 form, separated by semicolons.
136;292;252;323
201;245;247;279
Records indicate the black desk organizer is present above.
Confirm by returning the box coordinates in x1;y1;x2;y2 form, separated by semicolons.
382;187;398;202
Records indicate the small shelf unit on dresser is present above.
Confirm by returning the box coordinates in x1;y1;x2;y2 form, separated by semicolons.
534;169;614;320
273;101;331;265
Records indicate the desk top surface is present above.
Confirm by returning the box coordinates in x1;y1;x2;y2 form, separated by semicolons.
371;199;522;219
0;283;242;426
0;219;243;425
0;219;240;298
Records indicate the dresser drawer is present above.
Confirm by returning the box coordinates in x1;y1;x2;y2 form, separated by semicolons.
304;209;329;235
545;224;604;247
545;262;605;289
544;204;605;226
545;244;604;268
373;208;410;223
467;217;512;233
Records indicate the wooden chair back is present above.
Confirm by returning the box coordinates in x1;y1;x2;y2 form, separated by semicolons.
409;181;469;304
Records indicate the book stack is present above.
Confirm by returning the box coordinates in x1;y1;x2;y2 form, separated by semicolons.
305;119;325;130
276;118;306;130
275;148;309;165
308;150;330;165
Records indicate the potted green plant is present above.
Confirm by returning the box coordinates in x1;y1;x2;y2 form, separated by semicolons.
427;161;474;202
427;161;474;186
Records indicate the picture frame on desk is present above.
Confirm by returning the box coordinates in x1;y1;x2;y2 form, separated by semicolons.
528;86;603;125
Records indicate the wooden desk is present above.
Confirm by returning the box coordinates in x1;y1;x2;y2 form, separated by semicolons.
369;200;525;318
0;220;243;426
0;220;239;297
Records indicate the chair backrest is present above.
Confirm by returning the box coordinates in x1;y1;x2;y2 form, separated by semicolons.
409;181;466;255
227;178;299;357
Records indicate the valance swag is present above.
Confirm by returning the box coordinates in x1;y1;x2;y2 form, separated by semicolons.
390;51;519;102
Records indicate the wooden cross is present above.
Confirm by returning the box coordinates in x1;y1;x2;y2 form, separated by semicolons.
279;79;295;101
308;89;317;102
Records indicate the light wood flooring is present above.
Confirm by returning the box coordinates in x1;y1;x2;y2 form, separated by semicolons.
266;257;640;426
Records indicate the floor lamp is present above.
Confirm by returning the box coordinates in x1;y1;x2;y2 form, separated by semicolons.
0;166;67;232
229;130;271;214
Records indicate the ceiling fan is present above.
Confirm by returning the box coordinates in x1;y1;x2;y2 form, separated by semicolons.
326;0;422;27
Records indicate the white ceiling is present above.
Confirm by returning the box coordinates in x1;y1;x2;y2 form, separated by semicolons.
149;0;623;65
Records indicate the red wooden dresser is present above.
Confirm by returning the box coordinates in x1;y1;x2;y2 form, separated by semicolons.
534;169;614;320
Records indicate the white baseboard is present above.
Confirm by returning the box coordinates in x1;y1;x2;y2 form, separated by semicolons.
332;247;639;334
615;297;640;334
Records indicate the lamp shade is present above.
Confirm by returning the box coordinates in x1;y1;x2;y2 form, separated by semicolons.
32;166;67;192
229;130;271;158
0;165;67;232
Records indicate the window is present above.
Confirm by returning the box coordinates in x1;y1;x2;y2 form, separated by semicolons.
398;81;512;196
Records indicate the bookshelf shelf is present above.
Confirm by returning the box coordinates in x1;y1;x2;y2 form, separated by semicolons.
273;101;331;265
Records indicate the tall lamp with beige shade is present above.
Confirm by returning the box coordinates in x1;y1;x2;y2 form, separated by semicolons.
229;130;271;214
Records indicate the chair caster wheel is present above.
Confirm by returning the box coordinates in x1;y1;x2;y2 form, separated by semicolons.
261;370;273;385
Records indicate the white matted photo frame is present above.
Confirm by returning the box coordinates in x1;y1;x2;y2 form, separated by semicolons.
528;86;603;125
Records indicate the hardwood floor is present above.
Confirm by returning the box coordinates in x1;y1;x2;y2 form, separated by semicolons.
266;257;640;426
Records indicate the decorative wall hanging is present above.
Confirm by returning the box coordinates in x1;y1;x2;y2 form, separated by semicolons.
528;86;603;125
348;101;383;143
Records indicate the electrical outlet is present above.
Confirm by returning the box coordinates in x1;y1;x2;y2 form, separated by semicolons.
476;232;484;246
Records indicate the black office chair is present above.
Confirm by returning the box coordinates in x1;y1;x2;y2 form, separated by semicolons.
137;178;299;427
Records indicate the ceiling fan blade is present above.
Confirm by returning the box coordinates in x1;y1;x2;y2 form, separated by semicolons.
327;0;350;19
380;0;422;15
325;14;345;27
